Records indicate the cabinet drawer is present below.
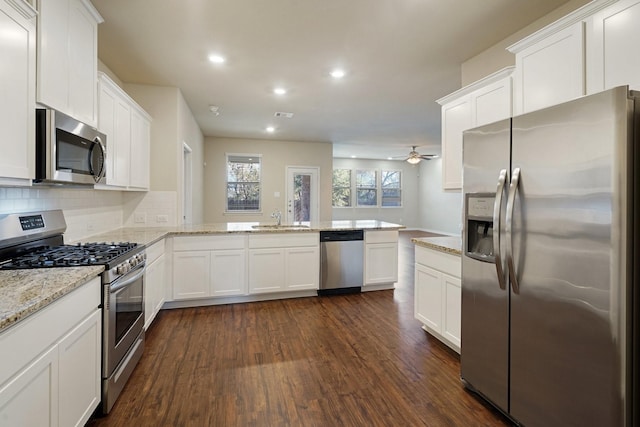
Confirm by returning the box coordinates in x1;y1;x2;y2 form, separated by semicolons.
365;230;398;244
172;235;246;251
249;233;319;249
415;246;460;278
146;240;165;264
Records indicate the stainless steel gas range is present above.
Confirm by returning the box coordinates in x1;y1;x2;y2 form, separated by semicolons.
0;210;146;414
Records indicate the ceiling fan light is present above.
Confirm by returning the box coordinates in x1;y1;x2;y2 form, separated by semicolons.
406;156;421;164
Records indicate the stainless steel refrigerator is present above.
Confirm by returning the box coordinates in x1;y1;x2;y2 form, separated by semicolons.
461;86;638;427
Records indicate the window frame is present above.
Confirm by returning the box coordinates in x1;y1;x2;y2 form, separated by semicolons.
332;168;353;207
355;169;378;207
225;153;262;213
380;169;402;208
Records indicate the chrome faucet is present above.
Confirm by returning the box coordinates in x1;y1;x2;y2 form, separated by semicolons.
271;209;282;226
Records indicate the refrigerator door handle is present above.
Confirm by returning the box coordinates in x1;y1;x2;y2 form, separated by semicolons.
506;167;521;294
493;169;508;290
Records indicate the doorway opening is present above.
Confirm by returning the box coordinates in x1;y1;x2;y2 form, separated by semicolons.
182;142;193;224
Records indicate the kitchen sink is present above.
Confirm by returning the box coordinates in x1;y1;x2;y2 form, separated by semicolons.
251;224;311;230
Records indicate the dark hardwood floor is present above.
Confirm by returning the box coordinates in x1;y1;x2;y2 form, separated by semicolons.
87;230;510;427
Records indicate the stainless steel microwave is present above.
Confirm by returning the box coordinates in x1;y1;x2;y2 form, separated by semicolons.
35;109;107;185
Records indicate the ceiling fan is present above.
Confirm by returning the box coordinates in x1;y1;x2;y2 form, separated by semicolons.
402;146;437;164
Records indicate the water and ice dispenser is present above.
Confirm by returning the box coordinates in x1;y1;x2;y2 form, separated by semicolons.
465;194;495;262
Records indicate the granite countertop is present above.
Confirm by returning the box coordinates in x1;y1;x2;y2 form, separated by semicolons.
0;266;105;333
78;220;406;247
412;236;462;256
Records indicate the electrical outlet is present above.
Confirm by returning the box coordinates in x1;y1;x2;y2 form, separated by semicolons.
156;214;169;223
134;212;146;224
87;223;95;232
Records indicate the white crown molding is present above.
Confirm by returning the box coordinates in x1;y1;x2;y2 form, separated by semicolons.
79;0;104;24
5;0;37;19
507;0;618;53
436;66;514;105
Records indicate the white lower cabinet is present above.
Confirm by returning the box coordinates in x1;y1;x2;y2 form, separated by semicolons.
248;233;319;294
171;235;247;300
58;309;102;427
364;230;398;288
144;240;166;329
414;246;461;353
0;277;101;427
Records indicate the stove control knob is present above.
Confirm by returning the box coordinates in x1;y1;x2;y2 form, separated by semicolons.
129;258;137;268
116;263;127;274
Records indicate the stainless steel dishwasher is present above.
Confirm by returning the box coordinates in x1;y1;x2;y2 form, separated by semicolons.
319;229;364;295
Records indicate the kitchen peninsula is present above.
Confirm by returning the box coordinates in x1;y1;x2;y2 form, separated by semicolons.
93;220;404;313
1;220;404;335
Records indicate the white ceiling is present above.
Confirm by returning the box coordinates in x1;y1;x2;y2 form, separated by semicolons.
93;0;576;160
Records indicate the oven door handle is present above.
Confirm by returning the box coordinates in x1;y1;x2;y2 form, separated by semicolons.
110;265;145;293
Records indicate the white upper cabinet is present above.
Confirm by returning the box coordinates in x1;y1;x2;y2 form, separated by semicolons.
36;0;103;126
437;67;513;190
507;0;617;115
510;22;585;115
587;0;640;93
0;0;36;186
97;72;151;191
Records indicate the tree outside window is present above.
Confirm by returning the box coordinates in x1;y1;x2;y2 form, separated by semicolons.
381;170;401;207
356;170;377;206
226;155;261;211
332;169;352;207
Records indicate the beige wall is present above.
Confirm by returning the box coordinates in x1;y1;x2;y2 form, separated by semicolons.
204;137;333;223
461;0;591;85
124;84;204;224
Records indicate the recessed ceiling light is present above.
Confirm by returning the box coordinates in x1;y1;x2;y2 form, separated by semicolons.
350;155;356;158
387;157;393;160
266;126;275;133
273;87;287;96
330;69;345;79
208;54;226;64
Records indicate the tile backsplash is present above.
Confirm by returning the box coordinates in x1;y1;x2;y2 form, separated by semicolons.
0;188;178;242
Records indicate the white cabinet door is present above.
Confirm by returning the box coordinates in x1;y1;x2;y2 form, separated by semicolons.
37;0;68;113
173;251;211;300
414;264;442;333
129;107;151;190
37;0;101;125
98;76;130;188
144;253;166;329
587;0;640;93
513;21;585;114
364;243;398;286
442;274;461;349
0;345;58;427
211;250;246;297
0;0;36;185
58;309;101;427
248;249;286;294
67;0;98;126
113;98;132;187
471;77;512;127
285;246;319;290
440;98;472;190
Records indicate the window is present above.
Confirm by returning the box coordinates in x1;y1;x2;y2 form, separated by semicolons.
332;169;352;207
381;170;401;207
226;154;261;211
333;168;403;208
356;170;377;206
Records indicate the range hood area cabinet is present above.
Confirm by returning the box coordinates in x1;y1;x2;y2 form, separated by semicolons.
36;0;103;127
96;72;152;191
0;0;36;186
